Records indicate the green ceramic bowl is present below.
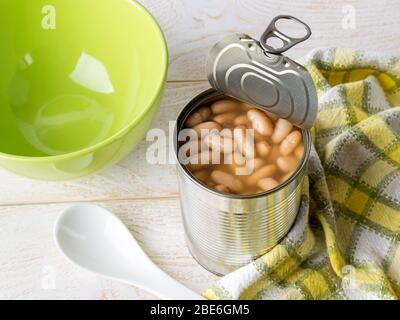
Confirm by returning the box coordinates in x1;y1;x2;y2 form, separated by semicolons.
0;0;168;180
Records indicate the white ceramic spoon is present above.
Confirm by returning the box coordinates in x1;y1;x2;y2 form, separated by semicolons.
54;204;204;300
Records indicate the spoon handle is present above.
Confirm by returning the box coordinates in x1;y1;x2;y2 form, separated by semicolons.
135;262;205;300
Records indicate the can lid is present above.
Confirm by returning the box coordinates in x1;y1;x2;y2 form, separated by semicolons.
206;16;318;129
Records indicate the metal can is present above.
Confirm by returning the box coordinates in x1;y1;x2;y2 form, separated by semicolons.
174;16;318;276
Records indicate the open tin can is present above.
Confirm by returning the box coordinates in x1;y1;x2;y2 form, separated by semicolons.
174;16;318;275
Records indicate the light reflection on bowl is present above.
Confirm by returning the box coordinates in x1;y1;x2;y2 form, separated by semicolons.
0;0;168;180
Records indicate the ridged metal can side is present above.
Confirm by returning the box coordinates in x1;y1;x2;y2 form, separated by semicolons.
174;89;311;276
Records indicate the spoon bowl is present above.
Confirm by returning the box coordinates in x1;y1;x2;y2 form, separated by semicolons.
54;204;203;300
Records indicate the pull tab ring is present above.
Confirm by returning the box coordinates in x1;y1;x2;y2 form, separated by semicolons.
260;15;312;54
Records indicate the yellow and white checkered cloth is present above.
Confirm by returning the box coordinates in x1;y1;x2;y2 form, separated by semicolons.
204;48;400;300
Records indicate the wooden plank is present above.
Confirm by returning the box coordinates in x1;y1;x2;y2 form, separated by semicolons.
0;199;218;299
2;0;399;206
142;0;400;81
2;0;399;301
0;82;209;206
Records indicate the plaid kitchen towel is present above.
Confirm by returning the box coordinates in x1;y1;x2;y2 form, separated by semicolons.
204;48;400;300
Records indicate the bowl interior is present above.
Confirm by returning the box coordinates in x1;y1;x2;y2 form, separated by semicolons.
0;0;167;157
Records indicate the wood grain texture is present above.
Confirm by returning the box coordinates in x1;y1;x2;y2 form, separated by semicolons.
0;82;210;206
1;0;400;300
142;0;400;81
0;199;218;299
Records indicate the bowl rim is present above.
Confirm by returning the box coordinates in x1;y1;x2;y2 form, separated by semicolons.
0;0;169;163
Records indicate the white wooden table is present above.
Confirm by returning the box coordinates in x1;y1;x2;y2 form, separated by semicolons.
1;0;400;300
